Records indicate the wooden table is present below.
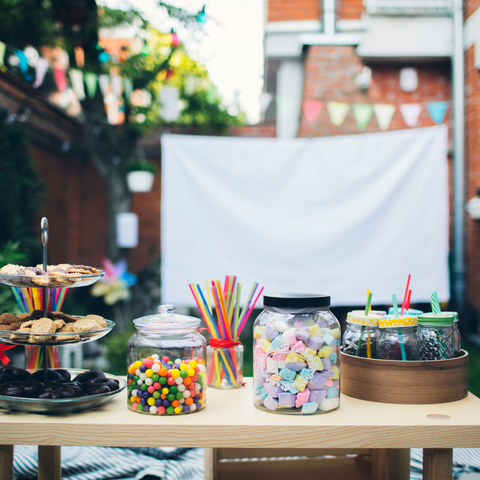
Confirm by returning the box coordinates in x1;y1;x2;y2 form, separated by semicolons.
1;378;479;480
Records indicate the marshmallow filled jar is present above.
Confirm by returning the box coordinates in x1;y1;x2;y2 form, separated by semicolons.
253;294;341;415
127;305;207;415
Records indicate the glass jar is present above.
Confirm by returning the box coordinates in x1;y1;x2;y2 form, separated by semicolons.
378;315;418;360
441;311;461;356
417;313;455;360
342;312;382;358
253;294;341;415
127;305;207;415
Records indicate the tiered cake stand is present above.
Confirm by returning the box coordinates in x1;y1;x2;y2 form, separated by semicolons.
0;218;125;413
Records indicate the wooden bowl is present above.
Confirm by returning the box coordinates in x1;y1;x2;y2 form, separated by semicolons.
340;350;469;404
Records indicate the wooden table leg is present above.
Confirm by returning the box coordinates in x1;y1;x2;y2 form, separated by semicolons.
423;448;452;480
38;446;61;480
204;448;218;480
0;445;13;480
387;448;410;480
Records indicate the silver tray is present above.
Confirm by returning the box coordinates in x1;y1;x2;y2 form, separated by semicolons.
0;319;115;346
0;271;104;289
0;369;126;414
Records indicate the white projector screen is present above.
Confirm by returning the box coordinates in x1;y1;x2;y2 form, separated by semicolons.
161;126;449;307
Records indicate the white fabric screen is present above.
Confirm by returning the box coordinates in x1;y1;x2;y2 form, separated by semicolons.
161;126;449;307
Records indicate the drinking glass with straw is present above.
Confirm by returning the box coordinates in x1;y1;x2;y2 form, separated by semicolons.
355;291;373;357
430;291;446;360
189;276;263;389
392;294;407;361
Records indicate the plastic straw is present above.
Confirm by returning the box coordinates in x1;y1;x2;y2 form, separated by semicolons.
215;280;232;340
238;282;258;326
233;283;243;338
432;291;441;314
56;288;68;311
236;286;264;337
356;292;372;357
401;274;411;316
11;288;26;313
405;289;412;311
392;294;406;361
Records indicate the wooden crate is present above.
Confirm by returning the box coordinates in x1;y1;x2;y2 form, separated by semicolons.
340;350;469;404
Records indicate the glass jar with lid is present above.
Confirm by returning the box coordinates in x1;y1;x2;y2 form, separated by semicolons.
378;315;418;360
342;312;383;358
127;305;207;415
253;294;341;415
417;313;456;360
439;311;461;356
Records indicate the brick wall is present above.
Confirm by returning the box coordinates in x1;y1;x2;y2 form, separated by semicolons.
465;45;480;312
338;0;364;20
268;0;321;22
230;123;276;137
298;45;451;137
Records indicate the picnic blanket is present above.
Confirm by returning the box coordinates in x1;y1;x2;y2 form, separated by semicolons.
13;446;204;480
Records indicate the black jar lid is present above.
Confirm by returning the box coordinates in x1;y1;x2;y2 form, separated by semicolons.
263;294;330;312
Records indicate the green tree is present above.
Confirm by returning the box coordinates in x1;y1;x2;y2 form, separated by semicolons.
0;0;243;262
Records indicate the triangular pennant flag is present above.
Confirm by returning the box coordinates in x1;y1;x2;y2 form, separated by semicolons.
123;77;133;100
69;69;85;100
111;74;123;98
53;68;67;91
353;104;373;130
160;86;180;122
303;100;322;121
327;102;349;127
373;104;395;131
259;92;272;115
400;104;422;128
33;58;49;88
0;42;5;68
15;50;33;81
84;72;97;98
427;101;448;124
98;74;110;96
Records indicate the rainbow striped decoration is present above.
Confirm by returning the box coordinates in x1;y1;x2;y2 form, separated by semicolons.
189;276;263;388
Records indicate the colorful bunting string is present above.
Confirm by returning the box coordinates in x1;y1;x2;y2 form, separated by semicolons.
352;103;373;131
303;100;322;121
327;101;349;127
374;104;396;131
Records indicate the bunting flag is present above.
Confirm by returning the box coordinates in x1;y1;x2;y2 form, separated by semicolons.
160;86;180;122
69;69;85;100
0;42;5;68
373;104;395;131
327;102;349;127
352;104;373;130
427;101;448;125
111;74;123;98
303;100;322;121
15;49;33;81
33;58;49;88
400;104;422;128
53;68;67;91
84;72;98;98
98;74;110;96
123;77;133;100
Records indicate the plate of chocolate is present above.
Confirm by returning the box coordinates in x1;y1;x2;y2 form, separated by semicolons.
0;367;126;414
0;311;114;346
0;264;104;288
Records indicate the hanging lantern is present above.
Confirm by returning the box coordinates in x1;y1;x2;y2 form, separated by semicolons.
170;29;180;47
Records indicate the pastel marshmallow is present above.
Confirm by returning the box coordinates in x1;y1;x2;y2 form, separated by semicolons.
264;325;279;341
299;368;314;380
254;382;263;395
308;324;323;337
331;365;339;379
264;395;279;411
309;389;327;403
292;340;307;352
325;379;333;387
259;339;272;352
282;328;297;346
294;375;308;392
305;347;317;357
278;360;286;369
279;367;296;382
295;388;310;408
330;328;340;339
254;326;265;339
285;362;306;372
312;356;324;371
272;349;288;361
278;392;296;408
253;394;265;405
271;336;285;350
322;332;336;347
264;383;281;397
326;386;339;398
319;397;339;411
321;358;332;371
307;335;324;351
308;372;328;390
319;346;334;358
267;358;278;374
281;381;299;394
322;369;335;380
329;352;338;364
301;401;319;414
295;329;310;343
285;353;303;364
273;321;289;333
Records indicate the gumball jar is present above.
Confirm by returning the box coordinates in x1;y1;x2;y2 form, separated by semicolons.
253;294;341;415
127;305;207;415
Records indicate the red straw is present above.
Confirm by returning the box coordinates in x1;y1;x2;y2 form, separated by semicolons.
401;274;411;316
405;289;412;311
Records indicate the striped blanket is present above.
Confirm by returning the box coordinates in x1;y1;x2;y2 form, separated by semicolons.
13;446;204;480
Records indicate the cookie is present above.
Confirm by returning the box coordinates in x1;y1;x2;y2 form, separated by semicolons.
56;334;81;343
51;312;78;323
17;312;31;321
0;325;15;331
0;264;23;274
57;324;75;333
31;318;55;334
84;314;107;328
53;320;66;331
9;321;23;330
72;319;101;333
20;320;36;329
0;313;19;325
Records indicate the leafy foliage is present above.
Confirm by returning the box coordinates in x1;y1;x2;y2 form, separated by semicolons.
0;123;44;264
